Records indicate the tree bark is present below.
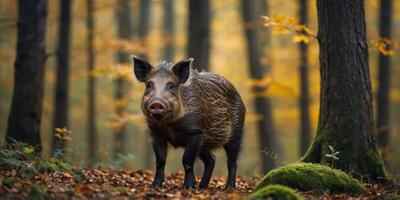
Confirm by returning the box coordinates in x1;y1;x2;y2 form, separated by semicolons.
138;0;153;170
52;0;72;156
376;0;392;159
113;0;134;161
298;0;312;155
302;0;388;183
187;0;210;71
86;0;98;166
6;0;47;152
241;0;279;173
163;0;175;61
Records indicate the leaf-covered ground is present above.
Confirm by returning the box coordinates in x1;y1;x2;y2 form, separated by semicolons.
1;168;399;200
0;168;256;199
0;144;398;199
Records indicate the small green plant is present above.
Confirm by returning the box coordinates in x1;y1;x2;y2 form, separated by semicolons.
325;145;339;167
0;141;77;177
262;147;289;166
109;153;135;169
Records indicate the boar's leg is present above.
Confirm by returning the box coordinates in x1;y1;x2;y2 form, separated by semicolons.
182;134;203;189
224;127;243;189
151;137;168;188
198;150;215;189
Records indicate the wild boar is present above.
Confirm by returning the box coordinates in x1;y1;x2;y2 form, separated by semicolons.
132;56;246;189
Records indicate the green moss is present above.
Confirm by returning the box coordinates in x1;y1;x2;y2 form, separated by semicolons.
0;144;77;177
247;184;303;200
359;149;389;183
254;162;366;195
0;149;24;170
382;193;400;200
302;123;389;184
2;177;19;188
27;185;47;200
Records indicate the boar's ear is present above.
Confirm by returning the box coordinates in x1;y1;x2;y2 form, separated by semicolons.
172;58;193;84
132;55;152;82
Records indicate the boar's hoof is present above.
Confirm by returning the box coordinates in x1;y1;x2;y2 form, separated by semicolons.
183;184;196;189
225;184;236;190
183;173;196;189
151;181;163;188
199;182;209;189
183;179;196;189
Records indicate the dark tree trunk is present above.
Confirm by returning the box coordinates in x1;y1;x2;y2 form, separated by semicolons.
163;0;175;61
113;0;134;160
187;0;210;71
376;0;392;159
6;0;47;152
241;0;279;173
138;0;153;170
298;0;311;155
302;0;388;183
138;0;150;42
52;0;72;156
86;0;98;166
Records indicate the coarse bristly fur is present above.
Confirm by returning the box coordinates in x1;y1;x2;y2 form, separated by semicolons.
180;69;246;149
133;56;246;189
147;60;246;150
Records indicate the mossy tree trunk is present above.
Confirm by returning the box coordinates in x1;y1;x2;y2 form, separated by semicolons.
302;0;388;183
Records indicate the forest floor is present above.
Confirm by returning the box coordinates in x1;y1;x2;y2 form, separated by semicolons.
0;144;398;199
1;167;399;199
0;168;255;199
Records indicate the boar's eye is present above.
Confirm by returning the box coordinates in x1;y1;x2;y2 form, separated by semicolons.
146;81;154;90
166;82;175;92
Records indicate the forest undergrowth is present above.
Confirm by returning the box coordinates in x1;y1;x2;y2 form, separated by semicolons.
0;143;398;199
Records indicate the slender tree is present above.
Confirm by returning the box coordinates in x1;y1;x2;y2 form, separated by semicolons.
163;0;175;61
138;0;153;169
86;0;98;165
187;0;210;71
298;0;311;155
257;0;284;158
113;0;134;160
241;0;279;173
376;0;393;160
302;0;387;183
138;0;151;44
52;0;72;156
6;0;48;152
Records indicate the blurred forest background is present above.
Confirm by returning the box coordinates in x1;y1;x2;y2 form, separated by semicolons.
0;0;399;178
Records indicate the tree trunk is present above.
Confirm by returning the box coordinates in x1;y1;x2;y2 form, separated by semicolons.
376;0;392;160
298;0;312;155
302;0;388;183
86;0;98;166
138;0;153;170
52;0;72;156
241;0;279;173
187;0;210;71
6;0;47;152
113;0;133;161
163;0;175;61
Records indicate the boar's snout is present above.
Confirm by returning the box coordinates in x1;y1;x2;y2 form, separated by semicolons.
148;100;166;119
